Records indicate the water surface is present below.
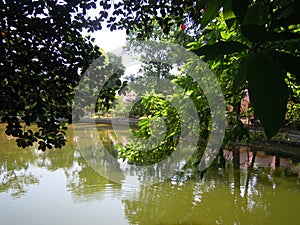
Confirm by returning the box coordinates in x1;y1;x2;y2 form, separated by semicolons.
1;124;300;225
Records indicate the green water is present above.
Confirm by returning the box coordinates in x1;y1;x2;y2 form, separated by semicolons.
1;124;300;225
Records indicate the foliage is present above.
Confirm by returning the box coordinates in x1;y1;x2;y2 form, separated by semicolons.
128;99;150;118
95;53;126;115
118;54;216;166
0;0;118;150
118;91;181;165
188;1;300;138
72;51;127;122
286;73;300;123
93;0;300;168
2;0;300;152
102;0;300;139
116;25;215;165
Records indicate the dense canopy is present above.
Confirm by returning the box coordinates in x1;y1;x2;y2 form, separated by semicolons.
1;0;300;152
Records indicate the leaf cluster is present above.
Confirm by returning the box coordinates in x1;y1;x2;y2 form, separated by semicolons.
118;92;181;165
0;0;110;150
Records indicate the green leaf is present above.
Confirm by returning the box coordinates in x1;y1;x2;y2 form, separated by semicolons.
272;51;300;82
245;52;288;138
201;0;223;28
224;0;236;21
242;3;269;26
185;89;194;96
138;118;150;127
240;2;269;42
193;41;248;60
232;0;250;22
223;0;236;29
241;24;265;42
242;26;300;43
233;57;248;89
262;31;300;43
186;41;200;48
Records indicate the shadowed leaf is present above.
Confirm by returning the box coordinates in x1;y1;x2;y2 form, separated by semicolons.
193;41;248;60
201;0;224;28
233;57;248;89
246;52;288;138
232;0;250;22
272;51;300;82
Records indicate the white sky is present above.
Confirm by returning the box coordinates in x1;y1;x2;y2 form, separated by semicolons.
91;28;127;52
84;25;141;79
84;4;127;53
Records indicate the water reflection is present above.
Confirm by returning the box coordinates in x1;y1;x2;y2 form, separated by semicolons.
123;167;300;225
76;123;210;186
0;133;39;198
1;124;300;225
0;125;121;200
0;124;127;225
65;158;121;203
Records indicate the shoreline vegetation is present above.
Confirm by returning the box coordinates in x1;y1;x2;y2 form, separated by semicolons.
1;116;300;156
86;116;300;156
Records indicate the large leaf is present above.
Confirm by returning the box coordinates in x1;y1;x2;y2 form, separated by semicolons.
223;0;236;29
233;57;248;89
201;0;224;28
193;41;248;60
242;3;269;26
232;0;250;22
224;0;235;20
262;31;300;42
272;51;300;82
241;24;265;42
240;2;269;42
241;25;300;43
245;52;288;138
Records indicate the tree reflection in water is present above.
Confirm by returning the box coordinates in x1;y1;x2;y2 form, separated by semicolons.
65;156;121;202
0;131;39;198
1;124;300;225
0;125;122;201
122;165;300;225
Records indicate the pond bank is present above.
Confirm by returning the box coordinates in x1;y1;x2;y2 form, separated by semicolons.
79;117;139;126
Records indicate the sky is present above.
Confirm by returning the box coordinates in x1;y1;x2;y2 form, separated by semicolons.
91;28;127;52
84;4;127;53
84;24;141;79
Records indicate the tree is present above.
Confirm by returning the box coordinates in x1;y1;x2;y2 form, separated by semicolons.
92;0;300;170
114;25;222;168
2;0;300;151
102;0;300;138
0;0;112;150
95;53;126;115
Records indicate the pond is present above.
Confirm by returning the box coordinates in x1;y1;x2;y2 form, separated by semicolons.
1;123;300;225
